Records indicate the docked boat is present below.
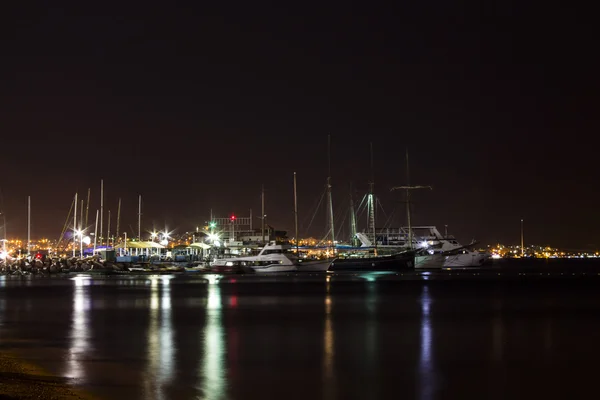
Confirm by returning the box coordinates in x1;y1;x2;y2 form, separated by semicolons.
328;250;415;272
210;242;297;273
296;258;333;272
442;245;491;267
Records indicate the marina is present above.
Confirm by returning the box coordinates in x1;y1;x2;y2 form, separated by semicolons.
2;260;600;400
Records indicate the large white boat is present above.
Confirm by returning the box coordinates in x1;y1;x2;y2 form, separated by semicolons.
416;227;491;268
356;227;490;268
211;242;298;273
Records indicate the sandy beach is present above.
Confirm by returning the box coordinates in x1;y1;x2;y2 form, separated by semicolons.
0;352;89;400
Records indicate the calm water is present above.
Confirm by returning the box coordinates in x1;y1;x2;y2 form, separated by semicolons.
1;270;600;399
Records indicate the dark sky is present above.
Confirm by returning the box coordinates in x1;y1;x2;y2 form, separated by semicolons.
1;2;597;249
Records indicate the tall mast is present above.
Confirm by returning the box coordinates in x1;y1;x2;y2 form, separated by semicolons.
261;185;265;243
0;189;6;258
326;134;335;248
85;188;90;228
293;172;299;255
100;179;104;245
116;198;121;245
27;196;31;257
73;192;77;257
93;209;99;254
107;210;111;248
406;149;411;248
520;219;524;257
349;182;357;246
391;149;432;250
138;195;142;241
368;142;377;254
80;200;84;231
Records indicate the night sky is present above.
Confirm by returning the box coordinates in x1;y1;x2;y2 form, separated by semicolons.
1;3;597;249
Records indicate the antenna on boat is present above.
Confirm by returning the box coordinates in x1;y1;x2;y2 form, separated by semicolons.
326;134;335;251
390;149;432;250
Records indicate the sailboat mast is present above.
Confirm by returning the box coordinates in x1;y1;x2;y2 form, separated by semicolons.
405;149;412;249
390;150;432;251
85;188;90;228
80;200;84;231
73;192;77;257
116;198;121;244
27;196;31;257
326;135;335;248
138;195;142;241
369;143;377;254
100;179;104;245
93;209;99;254
261;185;265;243
349;183;357;246
107;210;111;248
293;172;299;255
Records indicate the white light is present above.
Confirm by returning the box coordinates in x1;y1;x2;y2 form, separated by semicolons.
419;241;429;248
160;239;168;246
82;236;91;245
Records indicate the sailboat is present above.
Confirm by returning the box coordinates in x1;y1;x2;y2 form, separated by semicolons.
328;144;415;272
391;149;445;269
295;171;334;272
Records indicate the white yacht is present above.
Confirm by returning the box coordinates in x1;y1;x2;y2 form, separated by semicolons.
418;227;491;268
211;242;298;273
356;227;490;268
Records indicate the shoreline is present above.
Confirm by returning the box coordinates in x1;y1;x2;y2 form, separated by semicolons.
0;350;96;400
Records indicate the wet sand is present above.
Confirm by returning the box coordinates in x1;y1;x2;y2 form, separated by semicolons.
0;351;89;400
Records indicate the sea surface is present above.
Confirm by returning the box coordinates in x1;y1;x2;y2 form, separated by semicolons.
2;260;600;399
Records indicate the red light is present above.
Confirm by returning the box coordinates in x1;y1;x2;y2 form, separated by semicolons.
230;215;236;221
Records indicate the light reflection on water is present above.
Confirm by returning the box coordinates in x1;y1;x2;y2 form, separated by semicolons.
66;276;92;381
323;278;335;398
197;280;227;400
144;276;175;400
419;285;434;400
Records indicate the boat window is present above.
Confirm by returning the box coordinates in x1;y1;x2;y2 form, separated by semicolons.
263;249;283;255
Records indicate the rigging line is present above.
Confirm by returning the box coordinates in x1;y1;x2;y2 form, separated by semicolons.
382;208;396;230
300;184;327;230
375;197;388;219
303;187;327;237
57;197;75;249
317;227;332;246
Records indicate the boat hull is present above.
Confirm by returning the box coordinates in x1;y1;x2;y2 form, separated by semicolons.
414;254;445;269
444;253;491;268
296;259;333;272
328;252;415;272
252;264;297;273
